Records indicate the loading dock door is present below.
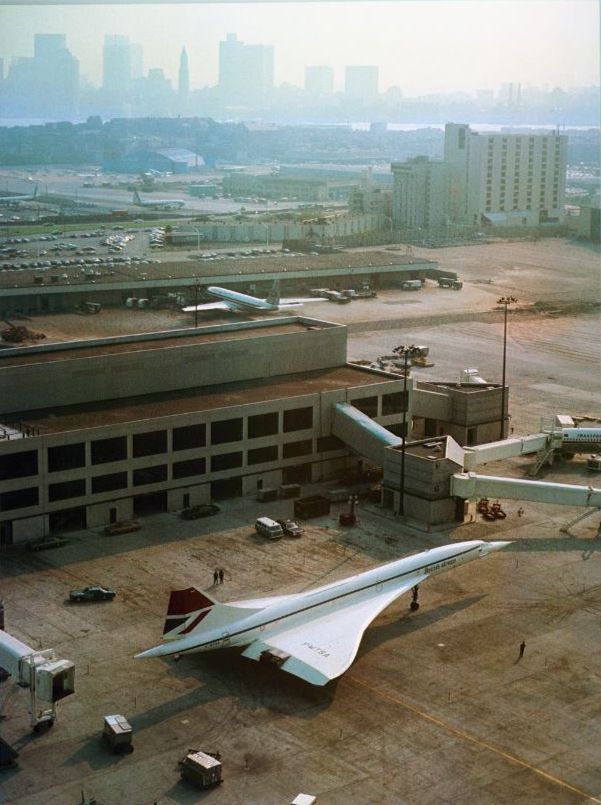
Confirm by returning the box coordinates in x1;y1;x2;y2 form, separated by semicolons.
211;477;242;500
49;507;87;533
133;491;167;516
283;464;312;484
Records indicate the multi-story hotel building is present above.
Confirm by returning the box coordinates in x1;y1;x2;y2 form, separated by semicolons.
392;123;568;233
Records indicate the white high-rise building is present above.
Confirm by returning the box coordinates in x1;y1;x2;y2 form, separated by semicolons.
392;123;568;235
444;123;568;226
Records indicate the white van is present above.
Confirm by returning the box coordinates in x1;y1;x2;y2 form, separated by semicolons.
255;517;284;540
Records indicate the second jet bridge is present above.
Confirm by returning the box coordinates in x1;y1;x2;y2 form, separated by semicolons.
332;402;402;465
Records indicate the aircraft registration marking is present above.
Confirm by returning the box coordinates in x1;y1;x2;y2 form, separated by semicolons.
302;641;331;658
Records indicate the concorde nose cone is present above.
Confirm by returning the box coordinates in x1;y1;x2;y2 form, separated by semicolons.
135;644;168;659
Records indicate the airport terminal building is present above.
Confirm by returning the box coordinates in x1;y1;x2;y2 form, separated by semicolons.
0;318;412;543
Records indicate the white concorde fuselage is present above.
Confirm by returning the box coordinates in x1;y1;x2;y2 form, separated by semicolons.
137;540;509;662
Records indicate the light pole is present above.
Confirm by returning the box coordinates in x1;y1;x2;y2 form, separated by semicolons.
193;276;200;328
497;296;517;440
392;344;419;516
259;221;270;250
383;214;394;246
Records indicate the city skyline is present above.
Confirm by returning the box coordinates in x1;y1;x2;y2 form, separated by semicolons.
0;1;598;94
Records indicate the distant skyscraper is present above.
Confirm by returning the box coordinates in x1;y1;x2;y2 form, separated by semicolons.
392;156;451;232
103;34;132;107
344;66;379;103
5;32;79;118
178;47;189;96
34;33;67;60
219;33;274;106
130;43;144;80
305;66;334;96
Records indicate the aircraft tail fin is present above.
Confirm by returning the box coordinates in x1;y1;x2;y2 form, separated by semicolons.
266;279;280;306
162;586;262;640
133;190;141;204
33;185;38;199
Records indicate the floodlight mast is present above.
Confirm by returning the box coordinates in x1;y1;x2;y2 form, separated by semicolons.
0;627;75;731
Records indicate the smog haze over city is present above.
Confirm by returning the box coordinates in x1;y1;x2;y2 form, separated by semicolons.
0;0;599;125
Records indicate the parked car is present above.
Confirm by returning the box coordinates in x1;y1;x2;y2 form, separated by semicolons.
276;518;304;538
69;586;116;602
104;520;140;536
180;503;221;520
28;536;68;552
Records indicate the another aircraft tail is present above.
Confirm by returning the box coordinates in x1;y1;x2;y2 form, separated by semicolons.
33;185;38;199
266;279;281;306
162;586;261;640
133;190;142;204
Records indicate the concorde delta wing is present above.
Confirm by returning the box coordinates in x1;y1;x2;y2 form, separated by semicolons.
242;576;428;685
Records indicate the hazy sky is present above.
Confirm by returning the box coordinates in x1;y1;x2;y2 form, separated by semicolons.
0;1;599;94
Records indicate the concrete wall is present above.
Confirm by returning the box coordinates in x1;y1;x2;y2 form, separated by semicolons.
0;322;346;415
170;214;383;245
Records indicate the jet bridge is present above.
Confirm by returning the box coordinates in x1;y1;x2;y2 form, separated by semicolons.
0;627;75;731
331;402;402;465
451;473;601;507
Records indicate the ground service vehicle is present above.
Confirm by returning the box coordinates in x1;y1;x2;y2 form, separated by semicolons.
400;279;422;290
438;277;463;290
69;586;116;602
103;714;133;754
255;517;284;539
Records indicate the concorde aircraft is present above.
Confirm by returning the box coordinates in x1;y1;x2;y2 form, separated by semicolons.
182;280;326;315
136;540;510;685
0;186;38;206
132;190;185;209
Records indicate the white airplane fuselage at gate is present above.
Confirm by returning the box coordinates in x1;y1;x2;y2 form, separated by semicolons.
182;281;324;314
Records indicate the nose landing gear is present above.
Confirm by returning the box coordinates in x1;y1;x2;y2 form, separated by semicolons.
410;585;420;611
